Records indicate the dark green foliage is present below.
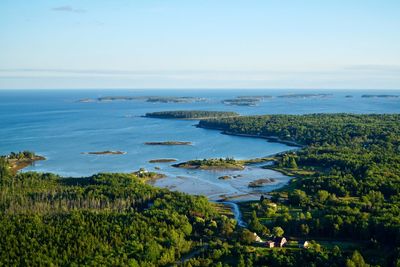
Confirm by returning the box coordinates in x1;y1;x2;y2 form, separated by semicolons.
145;110;238;119
4;151;36;160
2;113;400;266
0;172;222;266
198;113;400;266
0;158;11;184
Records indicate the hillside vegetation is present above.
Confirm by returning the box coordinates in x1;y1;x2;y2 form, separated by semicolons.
198;113;400;266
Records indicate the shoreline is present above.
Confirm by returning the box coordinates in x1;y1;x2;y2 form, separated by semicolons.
8;155;46;173
223;131;303;147
196;124;303;147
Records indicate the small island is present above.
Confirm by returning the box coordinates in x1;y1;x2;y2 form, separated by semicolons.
1;151;45;173
145;141;192;146
218;175;232;180
237;95;272;99
145;110;239;119
222;96;272;106
278;93;332;99
78;96;207;103
146;96;206;103
248;178;276;188
148;158;177;163
82;151;126;155
361;94;399;98
173;157;245;170
222;98;259;106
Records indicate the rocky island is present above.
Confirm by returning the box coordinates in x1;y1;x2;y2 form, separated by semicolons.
82;151;126;155
148;158;178;163
145;141;192;146
248;178;276;187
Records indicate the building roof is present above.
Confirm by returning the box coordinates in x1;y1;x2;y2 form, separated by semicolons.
273;237;286;243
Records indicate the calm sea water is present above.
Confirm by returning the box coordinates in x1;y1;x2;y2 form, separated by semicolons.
1;89;399;200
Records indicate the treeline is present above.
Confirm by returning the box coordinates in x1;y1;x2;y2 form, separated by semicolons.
199;113;400;266
0;166;232;266
1;150;36;160
145;110;239;119
0;156;371;266
198;113;400;146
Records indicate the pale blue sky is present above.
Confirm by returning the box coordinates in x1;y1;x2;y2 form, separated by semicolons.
0;0;399;89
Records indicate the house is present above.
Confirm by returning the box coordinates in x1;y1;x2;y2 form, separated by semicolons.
253;233;263;243
273;237;287;247
266;241;275;248
266;237;287;248
298;240;309;249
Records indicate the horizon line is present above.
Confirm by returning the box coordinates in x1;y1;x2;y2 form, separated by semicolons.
1;88;400;91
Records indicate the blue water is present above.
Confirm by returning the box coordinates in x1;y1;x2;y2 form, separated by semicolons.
0;89;399;200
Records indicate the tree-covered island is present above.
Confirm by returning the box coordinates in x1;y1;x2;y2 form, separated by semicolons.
145;141;192;146
172;158;246;170
172;157;275;171
145;110;239;119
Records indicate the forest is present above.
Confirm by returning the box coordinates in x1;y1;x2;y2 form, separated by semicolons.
1;113;400;266
0;164;227;266
197;113;400;266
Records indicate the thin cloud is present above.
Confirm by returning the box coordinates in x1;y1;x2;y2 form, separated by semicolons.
51;6;86;13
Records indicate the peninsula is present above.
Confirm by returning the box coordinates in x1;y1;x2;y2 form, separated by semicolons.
1;151;45;173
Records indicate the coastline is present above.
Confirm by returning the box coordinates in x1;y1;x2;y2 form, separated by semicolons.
196;124;303;147
8;155;46;173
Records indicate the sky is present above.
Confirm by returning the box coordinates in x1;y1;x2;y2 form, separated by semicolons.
0;0;399;89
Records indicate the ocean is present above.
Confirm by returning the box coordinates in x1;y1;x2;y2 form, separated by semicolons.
1;89;399;200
